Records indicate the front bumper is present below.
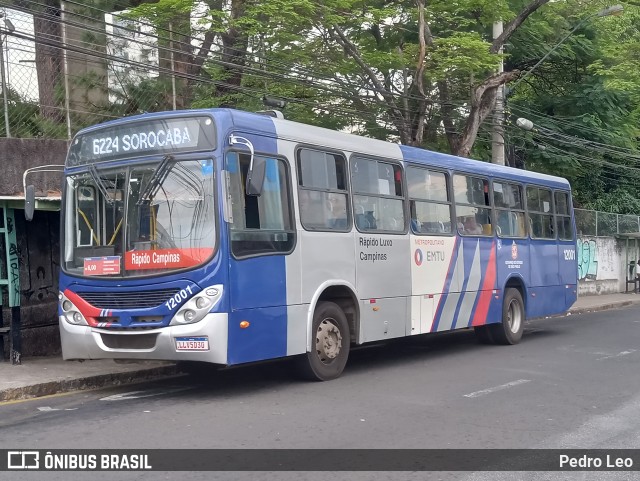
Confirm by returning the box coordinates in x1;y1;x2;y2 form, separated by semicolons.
60;313;228;365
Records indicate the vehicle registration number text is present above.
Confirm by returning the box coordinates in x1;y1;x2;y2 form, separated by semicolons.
175;337;209;351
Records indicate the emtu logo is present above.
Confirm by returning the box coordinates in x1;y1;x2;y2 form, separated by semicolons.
7;451;40;469
414;248;424;266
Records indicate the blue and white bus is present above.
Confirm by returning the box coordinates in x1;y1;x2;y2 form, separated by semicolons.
30;108;578;381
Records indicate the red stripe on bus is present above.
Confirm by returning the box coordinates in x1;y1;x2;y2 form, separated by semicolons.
471;242;496;327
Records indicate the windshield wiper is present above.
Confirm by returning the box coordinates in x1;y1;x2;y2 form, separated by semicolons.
137;155;174;205
88;164;114;205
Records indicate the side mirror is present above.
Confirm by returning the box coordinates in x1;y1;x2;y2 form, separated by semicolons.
24;184;35;221
228;134;264;196
245;157;266;196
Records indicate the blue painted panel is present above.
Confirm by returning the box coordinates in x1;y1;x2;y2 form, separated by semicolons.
228;255;288;309
495;238;530;291
526;285;571;318
558;239;578;285
559;239;578;310
529;240;560;287
228;306;288;364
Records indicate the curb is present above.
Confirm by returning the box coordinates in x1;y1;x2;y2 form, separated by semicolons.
568;300;637;316
0;364;182;403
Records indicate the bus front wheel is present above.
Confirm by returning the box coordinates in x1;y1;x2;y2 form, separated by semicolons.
296;301;350;381
489;288;525;345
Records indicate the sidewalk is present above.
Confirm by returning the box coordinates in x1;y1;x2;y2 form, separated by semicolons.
2;292;640;403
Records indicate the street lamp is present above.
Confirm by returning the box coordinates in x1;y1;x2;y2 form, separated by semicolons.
510;4;623;93
0;13;15;138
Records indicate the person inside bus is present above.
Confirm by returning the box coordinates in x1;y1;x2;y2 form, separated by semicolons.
462;216;483;235
327;192;348;229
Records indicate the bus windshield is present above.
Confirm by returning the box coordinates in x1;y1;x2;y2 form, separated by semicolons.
63;158;216;278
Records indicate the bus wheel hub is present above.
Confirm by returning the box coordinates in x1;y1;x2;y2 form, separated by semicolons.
316;319;342;361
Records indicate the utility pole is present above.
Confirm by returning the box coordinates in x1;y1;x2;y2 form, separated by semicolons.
491;20;505;165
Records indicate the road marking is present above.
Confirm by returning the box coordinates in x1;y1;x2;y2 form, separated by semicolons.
463;379;531;398
99;386;192;401
596;350;636;361
37;406;78;412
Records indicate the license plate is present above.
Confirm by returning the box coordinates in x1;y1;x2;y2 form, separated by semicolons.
175;337;209;351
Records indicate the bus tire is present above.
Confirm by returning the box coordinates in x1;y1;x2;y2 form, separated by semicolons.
473;325;494;344
296;301;350;381
489;288;525;345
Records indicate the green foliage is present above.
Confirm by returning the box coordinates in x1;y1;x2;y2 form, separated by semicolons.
10;0;640;215
430;33;501;79
506;0;640;215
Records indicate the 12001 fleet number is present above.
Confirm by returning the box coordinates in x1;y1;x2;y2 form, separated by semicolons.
165;286;194;310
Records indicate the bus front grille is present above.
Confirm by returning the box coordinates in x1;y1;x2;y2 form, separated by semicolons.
76;289;180;309
100;333;158;350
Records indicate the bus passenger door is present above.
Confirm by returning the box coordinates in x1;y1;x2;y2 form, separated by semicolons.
225;150;297;365
351;157;410;343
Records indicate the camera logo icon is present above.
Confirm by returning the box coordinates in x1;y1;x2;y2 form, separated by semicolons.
7;451;40;469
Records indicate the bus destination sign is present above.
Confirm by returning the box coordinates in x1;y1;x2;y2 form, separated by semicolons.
67;116;216;167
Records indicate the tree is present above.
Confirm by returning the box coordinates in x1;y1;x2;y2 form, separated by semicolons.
282;0;551;157
505;0;640;212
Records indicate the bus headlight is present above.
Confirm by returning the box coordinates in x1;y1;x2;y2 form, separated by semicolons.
195;297;209;309
170;284;223;326
59;292;89;326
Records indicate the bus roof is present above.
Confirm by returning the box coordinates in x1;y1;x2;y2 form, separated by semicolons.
76;108;570;190
222;109;571;190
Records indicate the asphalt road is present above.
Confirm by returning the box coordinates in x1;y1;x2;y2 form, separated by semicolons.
1;305;640;481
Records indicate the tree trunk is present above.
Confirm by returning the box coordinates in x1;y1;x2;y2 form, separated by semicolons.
216;0;248;103
33;0;63;122
158;11;192;110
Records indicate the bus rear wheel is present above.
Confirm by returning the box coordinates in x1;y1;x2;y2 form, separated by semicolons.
296;301;350;381
489;288;525;345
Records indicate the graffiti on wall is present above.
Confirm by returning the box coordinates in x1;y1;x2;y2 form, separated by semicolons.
578;238;598;281
6;215;21;306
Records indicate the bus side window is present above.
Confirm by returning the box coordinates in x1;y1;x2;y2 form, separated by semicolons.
226;151;295;257
493;181;526;238
406;166;451;235
296;149;349;231
527;186;555;240
351;157;404;234
555;191;574;240
454;174;492;237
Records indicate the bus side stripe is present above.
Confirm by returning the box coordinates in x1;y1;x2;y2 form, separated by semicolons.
471;241;497;327
433;239;464;332
453;241;482;329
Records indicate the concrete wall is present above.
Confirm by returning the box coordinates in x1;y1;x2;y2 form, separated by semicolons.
577;236;639;296
0;138;66;196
